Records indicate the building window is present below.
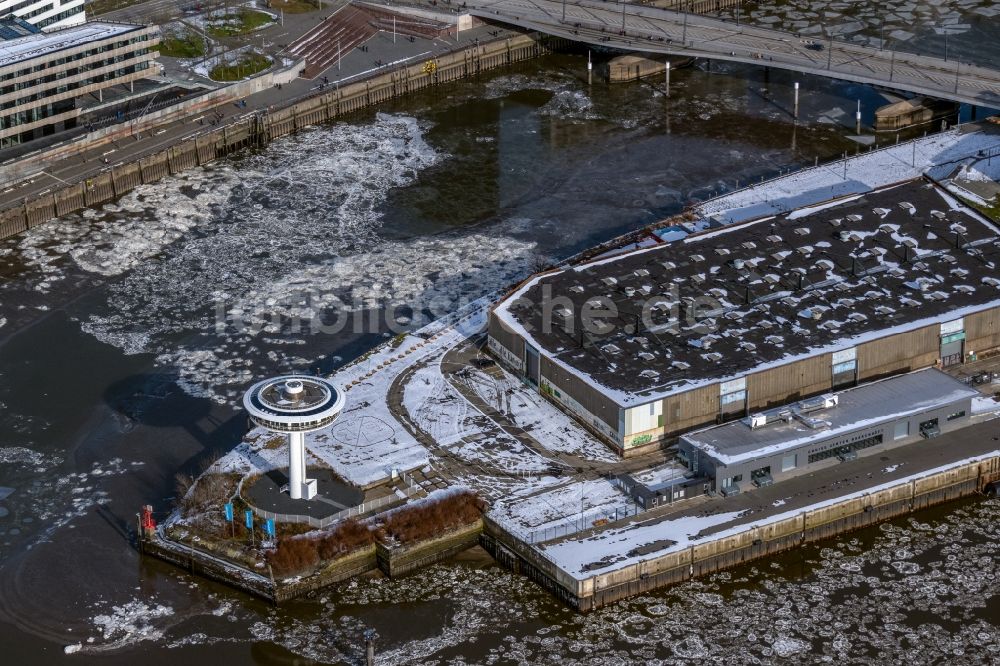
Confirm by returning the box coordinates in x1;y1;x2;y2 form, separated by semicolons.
781;453;796;472
721;474;743;488
894;421;909;440
946;410;966;421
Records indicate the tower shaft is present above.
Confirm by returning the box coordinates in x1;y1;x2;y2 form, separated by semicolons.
289;431;306;500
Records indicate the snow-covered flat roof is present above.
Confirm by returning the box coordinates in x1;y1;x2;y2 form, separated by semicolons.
681;368;979;466
495;179;1000;406
0;21;144;70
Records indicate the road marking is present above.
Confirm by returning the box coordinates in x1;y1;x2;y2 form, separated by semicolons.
40;171;71;185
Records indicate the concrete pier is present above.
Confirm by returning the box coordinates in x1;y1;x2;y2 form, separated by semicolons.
482;424;1000;611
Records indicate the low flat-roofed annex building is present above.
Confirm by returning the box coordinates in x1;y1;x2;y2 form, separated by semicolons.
0;20;160;148
677;368;979;494
488;179;1000;456
1;0;86;32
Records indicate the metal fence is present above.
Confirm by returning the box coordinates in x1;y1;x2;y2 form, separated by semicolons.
238;471;423;530
512;500;646;545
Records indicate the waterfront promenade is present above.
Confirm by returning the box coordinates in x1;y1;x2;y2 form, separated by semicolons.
0;6;515;211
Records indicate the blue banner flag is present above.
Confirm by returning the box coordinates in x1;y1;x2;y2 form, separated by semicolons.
244;509;253;530
224;503;233;522
265;519;275;537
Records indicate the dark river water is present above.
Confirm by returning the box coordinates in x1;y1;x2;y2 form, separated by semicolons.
0;48;998;664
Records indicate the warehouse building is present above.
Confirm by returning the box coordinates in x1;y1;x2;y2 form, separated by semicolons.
488;180;1000;456
0;0;85;32
677;368;979;494
0;20;160;148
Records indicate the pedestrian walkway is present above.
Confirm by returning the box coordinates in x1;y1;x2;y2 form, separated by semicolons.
288;4;379;79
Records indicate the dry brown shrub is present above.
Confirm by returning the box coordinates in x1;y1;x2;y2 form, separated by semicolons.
378;491;485;545
267;519;374;576
267;536;319;577
180;473;240;515
174;473;194;507
317;518;373;560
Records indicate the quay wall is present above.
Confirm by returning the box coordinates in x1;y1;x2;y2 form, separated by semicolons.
0;62;307;190
0;33;566;241
141;531;279;603
376;520;483;577
274;546;379;603
141;520;487;602
484;453;1000;612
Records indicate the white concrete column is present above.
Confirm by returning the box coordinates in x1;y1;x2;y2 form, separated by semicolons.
289;431;305;499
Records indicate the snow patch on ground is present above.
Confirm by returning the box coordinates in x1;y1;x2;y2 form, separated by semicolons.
214;298;490;486
490;478;639;543
458;364;618;462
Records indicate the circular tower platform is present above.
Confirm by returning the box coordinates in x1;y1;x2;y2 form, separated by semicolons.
243;375;345;501
243;375;345;433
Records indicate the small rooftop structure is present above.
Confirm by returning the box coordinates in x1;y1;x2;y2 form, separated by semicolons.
0;17;39;41
678;368;979;492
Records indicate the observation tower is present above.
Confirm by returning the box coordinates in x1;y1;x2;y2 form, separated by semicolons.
243;375;345;500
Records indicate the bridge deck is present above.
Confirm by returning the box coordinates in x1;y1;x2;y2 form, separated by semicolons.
468;0;1000;108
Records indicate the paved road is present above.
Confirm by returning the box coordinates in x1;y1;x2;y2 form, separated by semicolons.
0;18;510;207
467;0;1000;108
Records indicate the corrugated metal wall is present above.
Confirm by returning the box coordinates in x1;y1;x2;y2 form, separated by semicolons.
966;308;1000;356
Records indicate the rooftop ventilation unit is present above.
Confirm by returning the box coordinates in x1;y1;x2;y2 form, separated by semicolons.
798;394;837;414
